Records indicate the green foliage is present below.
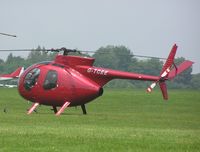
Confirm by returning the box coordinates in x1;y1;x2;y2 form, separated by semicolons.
129;59;163;75
0;45;199;89
0;59;4;73
93;45;133;71
3;53;25;73
191;73;200;89
127;58;163;88
26;46;56;68
0;46;56;74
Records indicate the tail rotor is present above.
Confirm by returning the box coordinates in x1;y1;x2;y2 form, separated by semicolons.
146;44;193;100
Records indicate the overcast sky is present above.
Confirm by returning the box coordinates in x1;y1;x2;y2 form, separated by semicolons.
0;0;199;73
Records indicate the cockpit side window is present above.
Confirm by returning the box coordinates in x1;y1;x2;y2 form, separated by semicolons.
43;70;58;90
24;68;40;91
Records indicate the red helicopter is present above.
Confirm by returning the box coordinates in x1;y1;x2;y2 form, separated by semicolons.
12;44;192;116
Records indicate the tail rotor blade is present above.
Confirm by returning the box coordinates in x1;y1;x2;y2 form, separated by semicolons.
147;67;171;93
147;82;157;92
160;67;170;78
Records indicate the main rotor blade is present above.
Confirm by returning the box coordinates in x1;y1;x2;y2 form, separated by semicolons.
77;50;167;60
0;49;33;52
131;54;166;60
78;49;167;60
0;48;167;60
0;32;17;37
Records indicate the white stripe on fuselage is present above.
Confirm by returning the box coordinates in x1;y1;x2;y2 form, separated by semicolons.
0;77;13;81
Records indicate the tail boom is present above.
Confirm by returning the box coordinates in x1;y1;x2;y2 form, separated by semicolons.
77;65;159;86
76;44;193;100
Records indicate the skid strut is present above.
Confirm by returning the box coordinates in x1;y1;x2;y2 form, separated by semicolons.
27;103;39;115
81;104;87;115
52;106;58;114
56;101;70;116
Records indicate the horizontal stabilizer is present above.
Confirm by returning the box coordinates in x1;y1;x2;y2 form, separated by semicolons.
168;60;194;79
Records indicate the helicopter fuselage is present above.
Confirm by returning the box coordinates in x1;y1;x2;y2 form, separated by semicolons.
18;55;104;107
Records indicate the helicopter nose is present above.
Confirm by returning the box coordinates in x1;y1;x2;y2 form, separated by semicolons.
17;68;39;102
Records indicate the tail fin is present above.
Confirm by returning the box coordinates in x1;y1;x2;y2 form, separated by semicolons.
160;44;177;75
158;44;177;100
10;67;24;78
147;44;194;100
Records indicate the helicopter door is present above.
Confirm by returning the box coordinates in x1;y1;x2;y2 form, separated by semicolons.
43;70;58;90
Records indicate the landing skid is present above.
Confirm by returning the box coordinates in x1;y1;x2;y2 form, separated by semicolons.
27;102;87;116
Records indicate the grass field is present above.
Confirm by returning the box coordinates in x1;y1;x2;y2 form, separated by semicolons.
0;88;200;152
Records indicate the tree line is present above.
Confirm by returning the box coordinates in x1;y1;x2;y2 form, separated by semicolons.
0;45;199;89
